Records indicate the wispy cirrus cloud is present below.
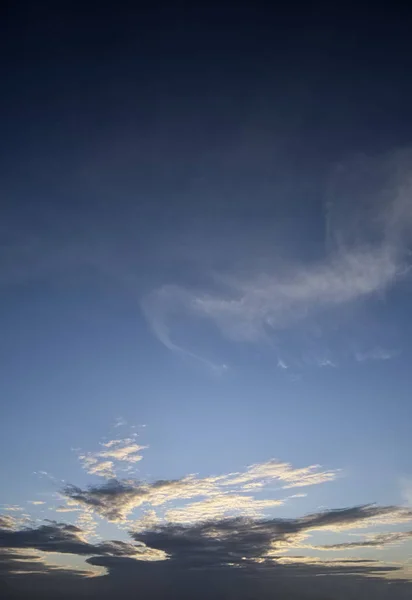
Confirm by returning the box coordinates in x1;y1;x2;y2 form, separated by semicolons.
220;460;339;489
142;151;412;367
62;459;338;523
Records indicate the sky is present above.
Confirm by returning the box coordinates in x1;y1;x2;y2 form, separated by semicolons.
1;2;412;598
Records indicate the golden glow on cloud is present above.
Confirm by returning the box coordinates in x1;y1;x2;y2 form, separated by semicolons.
2;428;412;586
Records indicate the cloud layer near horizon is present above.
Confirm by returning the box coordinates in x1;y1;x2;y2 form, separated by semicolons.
2;504;412;599
2;433;412;599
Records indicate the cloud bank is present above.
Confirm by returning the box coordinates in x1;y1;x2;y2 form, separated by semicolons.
2;445;412;599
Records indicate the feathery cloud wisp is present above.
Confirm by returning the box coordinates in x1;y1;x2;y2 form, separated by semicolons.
63;459;338;522
142;151;412;364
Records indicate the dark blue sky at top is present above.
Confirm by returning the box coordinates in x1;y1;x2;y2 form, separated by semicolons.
1;3;412;286
2;3;412;211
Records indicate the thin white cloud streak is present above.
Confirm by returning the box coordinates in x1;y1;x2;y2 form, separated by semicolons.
164;494;284;523
220;460;339;490
98;443;147;462
54;506;82;513
140;295;228;372
311;530;412;550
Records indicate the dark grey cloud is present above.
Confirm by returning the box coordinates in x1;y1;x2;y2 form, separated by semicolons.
84;554;409;600
0;548;89;578
0;548;103;600
316;530;412;550
131;505;412;567
63;480;148;521
1;509;412;599
0;521;140;558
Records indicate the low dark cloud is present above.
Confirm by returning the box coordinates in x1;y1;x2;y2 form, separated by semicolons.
316;530;412;550
1;507;412;599
84;554;409;600
2;489;412;599
2;463;412;600
0;548;89;578
0;521;141;558
131;505;412;567
63;480;147;521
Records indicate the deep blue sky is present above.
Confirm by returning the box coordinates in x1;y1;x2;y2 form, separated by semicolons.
1;3;412;598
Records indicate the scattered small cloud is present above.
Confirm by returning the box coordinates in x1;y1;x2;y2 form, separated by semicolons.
0;515;19;530
77;437;148;479
318;358;336;368
1;505;23;512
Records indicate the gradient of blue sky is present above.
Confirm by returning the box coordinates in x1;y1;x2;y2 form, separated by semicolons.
1;3;412;597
